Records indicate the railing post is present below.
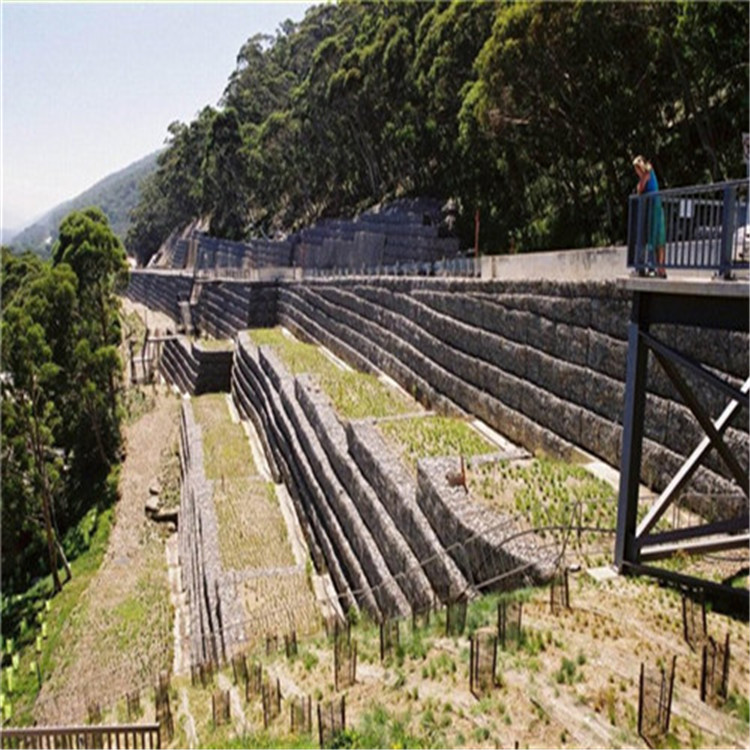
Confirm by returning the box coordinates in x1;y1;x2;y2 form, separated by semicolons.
719;184;736;279
628;194;646;273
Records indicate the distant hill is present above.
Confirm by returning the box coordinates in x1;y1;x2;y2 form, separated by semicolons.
9;151;160;257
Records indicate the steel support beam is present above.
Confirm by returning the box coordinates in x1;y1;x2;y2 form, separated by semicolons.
614;280;749;613
650;347;749;491
636;515;749;550
622;562;749;618
640;533;750;561
636;378;750;538
615;292;650;569
640;332;749;409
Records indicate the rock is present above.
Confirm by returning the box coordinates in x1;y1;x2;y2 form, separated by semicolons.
148;481;161;496
153;508;179;525
145;496;160;516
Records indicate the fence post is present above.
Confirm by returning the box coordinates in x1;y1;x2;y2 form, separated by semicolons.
719;184;737;279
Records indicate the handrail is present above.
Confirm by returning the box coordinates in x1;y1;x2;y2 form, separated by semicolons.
627;178;749;278
0;723;160;749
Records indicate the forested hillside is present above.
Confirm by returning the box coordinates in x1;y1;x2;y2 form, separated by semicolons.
10;151;159;258
127;0;748;266
1;209;128;595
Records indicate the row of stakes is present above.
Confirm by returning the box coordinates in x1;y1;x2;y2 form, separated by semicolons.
1;577;731;747
190;629;347;746
1;600;52;723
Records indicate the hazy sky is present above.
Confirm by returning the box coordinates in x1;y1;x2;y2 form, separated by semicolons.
1;1;314;237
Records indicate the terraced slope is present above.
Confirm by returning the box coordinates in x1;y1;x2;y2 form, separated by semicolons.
180;394;320;667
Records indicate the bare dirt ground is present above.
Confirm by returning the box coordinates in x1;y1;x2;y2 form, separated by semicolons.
34;385;181;725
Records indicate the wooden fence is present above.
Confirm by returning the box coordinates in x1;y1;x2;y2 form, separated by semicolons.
0;724;160;749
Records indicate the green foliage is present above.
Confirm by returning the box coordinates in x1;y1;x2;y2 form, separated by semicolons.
725;692;750;724
0;503;114;724
322;704;423;750
468;457;615;537
125;1;747;262
249;327;415;419
379;415;496;472
1;210;126;595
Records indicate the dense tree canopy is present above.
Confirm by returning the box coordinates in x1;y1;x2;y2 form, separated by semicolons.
126;0;748;263
1;209;128;594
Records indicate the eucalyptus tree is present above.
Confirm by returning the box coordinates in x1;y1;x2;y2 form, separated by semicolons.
1;259;79;592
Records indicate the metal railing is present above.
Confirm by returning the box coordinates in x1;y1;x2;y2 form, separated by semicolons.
303;256;481;279
627;179;749;278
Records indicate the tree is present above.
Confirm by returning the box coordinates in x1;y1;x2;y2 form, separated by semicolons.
1;262;79;592
126;108;215;265
125;0;748;256
201;108;251;240
2;210;128;595
53;208;128;486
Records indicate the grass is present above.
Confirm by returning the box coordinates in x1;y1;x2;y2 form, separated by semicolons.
157;437;181;510
192;394;257;478
0;506;115;725
214;478;293;570
379;415;496;472
97;564;173;680
249;328;332;377
248;327;415;419
121;309;147;348
317;369;415;420
467;456;615;543
121;386;157;425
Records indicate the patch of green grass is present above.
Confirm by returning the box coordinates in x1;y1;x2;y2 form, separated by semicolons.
317;369;415;420
328;703;425;749
101;566;172;665
121;386;157;425
249;327;415;419
216;731;316;749
0;505;115;725
214;478;293;570
121;309;146;347
192;394;256;478
249;328;332;377
467;456;616;550
725;691;750;723
380;415;496;472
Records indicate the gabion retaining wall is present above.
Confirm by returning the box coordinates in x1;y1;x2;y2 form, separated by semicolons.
277;277;748;505
125;269;193;322
160;337;233;396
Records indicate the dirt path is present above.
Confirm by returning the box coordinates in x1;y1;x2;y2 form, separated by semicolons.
34;387;181;724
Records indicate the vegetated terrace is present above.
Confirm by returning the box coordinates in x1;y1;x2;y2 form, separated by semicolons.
248;327;418;420
191;393;319;643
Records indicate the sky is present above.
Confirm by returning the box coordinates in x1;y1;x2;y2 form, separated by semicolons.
0;1;315;239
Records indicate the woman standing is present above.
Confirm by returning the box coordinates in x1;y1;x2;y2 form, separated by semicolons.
633;155;667;278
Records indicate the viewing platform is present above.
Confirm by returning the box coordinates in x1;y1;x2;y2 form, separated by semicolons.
615;179;749;615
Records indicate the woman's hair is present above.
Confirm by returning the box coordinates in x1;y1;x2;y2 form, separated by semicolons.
632;155;652;172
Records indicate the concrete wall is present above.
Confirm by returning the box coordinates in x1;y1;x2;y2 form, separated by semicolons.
481;246;627;282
